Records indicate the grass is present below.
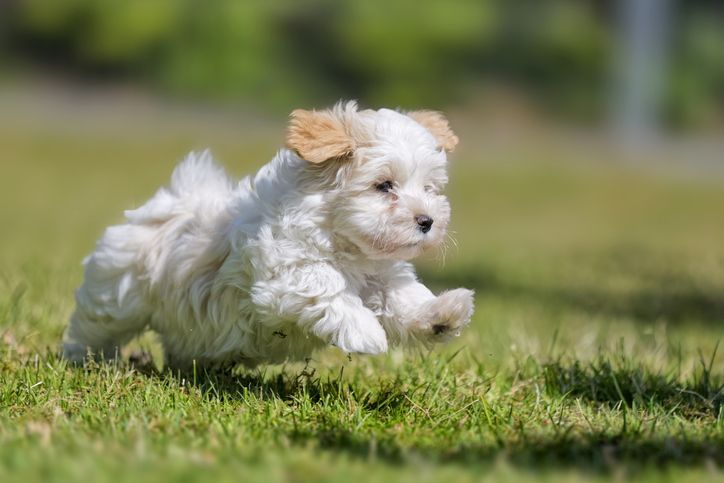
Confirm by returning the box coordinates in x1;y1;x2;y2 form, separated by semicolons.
1;84;724;482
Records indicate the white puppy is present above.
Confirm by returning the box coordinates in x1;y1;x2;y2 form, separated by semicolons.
62;101;474;368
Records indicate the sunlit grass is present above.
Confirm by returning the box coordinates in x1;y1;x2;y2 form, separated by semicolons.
1;90;723;482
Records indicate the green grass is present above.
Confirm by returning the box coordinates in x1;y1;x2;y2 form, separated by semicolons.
1;89;724;482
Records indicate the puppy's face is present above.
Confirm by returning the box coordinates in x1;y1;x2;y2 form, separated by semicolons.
287;102;458;261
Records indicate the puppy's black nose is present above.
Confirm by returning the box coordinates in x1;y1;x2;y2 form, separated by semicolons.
415;215;433;233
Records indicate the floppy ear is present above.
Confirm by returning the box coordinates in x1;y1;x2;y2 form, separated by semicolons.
286;108;356;163
407;110;459;152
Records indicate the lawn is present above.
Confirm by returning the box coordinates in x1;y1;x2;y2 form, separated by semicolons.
1;86;723;482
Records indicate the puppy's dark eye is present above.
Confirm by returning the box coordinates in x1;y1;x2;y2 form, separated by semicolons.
376;181;394;193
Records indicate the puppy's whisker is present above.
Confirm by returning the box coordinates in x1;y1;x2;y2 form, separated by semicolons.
446;230;459;250
435;237;450;265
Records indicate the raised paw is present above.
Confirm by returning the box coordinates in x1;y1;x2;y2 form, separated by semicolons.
417;288;474;343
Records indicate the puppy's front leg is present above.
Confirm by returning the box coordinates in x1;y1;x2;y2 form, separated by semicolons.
304;291;389;354
381;264;474;345
252;262;388;354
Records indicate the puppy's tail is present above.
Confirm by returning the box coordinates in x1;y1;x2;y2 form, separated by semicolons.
125;150;233;224
169;149;233;198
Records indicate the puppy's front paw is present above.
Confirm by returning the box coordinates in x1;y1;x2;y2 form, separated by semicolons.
333;314;389;355
417;288;474;343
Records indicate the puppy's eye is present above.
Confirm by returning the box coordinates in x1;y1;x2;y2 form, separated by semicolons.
424;184;436;193
375;181;394;193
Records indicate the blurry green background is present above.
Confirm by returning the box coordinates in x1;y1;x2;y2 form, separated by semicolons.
2;0;723;127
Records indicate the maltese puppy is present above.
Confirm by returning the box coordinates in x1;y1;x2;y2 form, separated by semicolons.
62;101;474;368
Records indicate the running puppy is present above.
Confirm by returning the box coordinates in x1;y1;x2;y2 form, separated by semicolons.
63;101;474;368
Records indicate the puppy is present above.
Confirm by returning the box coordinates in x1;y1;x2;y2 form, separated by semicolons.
62;101;474;368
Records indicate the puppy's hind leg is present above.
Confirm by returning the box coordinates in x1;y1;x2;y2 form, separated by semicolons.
62;270;151;363
62;308;148;364
62;226;152;364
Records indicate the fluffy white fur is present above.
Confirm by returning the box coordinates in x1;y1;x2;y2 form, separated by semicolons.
62;102;474;369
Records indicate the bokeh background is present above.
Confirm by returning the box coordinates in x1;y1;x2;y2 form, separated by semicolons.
1;1;724;480
2;0;723;125
2;0;723;253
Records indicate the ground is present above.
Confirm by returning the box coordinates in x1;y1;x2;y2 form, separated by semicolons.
1;85;723;482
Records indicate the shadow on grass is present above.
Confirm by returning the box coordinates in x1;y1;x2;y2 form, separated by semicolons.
290;425;724;472
542;357;723;417
172;355;722;416
130;357;724;473
276;371;723;473
147;362;415;415
43;350;720;473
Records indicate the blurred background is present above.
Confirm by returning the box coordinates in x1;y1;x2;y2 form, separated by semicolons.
0;0;723;366
1;0;723;128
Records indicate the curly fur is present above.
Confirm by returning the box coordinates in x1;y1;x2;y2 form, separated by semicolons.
62;101;474;368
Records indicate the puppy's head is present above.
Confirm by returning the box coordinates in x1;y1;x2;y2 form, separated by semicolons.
287;101;458;261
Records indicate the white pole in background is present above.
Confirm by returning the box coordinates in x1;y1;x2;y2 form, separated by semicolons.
613;0;673;146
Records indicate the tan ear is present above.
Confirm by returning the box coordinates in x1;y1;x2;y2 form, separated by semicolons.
286;109;355;163
407;110;459;152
